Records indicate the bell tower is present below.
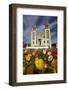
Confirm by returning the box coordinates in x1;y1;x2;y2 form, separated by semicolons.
45;23;51;48
31;25;36;47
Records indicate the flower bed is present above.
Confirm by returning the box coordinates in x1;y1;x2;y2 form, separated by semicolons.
23;48;57;74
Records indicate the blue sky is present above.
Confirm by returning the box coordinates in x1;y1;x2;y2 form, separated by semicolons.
23;15;57;44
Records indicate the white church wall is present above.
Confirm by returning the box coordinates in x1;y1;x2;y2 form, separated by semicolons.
31;24;51;48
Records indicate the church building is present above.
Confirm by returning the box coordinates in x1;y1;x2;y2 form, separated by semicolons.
31;23;51;48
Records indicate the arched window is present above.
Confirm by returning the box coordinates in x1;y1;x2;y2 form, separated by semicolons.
46;30;49;39
44;41;45;43
33;41;34;44
47;40;49;43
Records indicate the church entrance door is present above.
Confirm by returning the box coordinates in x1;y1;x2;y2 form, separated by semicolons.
38;39;41;46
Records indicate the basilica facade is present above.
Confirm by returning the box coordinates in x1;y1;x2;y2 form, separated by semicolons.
31;24;51;48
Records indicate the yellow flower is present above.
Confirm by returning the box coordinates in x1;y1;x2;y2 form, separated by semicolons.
24;49;28;53
28;54;32;57
51;58;57;69
25;54;32;61
35;57;45;70
51;58;57;73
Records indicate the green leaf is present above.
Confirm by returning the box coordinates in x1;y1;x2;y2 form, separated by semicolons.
30;59;35;65
41;54;46;60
